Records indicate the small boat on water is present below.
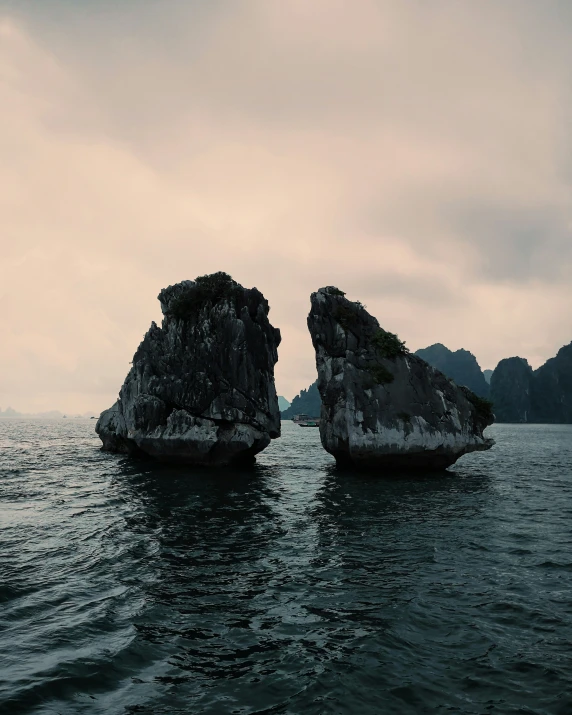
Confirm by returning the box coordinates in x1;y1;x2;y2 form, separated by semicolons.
292;414;309;423
292;414;320;427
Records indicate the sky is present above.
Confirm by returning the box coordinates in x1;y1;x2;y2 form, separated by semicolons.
1;0;572;413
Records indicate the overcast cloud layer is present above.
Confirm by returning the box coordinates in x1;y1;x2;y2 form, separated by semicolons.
1;0;572;413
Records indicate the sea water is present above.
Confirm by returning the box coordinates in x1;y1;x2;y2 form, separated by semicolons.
1;420;571;714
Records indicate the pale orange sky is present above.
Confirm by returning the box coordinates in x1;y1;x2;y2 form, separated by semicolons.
1;0;572;413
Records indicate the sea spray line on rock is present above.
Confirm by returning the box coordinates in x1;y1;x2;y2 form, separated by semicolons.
96;272;281;465
307;286;494;470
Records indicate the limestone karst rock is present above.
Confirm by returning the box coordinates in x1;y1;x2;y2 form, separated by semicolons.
280;380;321;419
490;344;572;423
532;343;572;423
307;287;494;470
96;272;281;465
489;357;533;423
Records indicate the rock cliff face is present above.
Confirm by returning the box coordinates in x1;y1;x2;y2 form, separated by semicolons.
96;273;281;465
307;287;494;470
531;343;572;423
489;357;533;423
490;343;572;423
415;343;489;397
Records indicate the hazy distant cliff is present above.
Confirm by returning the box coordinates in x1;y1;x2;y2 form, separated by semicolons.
281;381;321;419
531;343;572;423
490;343;572;423
277;396;290;412
415;344;489;397
489;357;533;422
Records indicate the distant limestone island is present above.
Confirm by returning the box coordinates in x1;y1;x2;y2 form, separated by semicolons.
283;340;572;425
281;382;321;420
0;407;97;419
277;396;290;412
96;273;493;471
414;342;572;424
414;344;489;398
491;346;572;423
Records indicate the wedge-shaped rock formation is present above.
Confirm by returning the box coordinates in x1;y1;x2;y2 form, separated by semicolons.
96;272;281;465
307;287;494;470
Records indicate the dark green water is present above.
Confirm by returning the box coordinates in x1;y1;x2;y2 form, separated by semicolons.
1;420;571;714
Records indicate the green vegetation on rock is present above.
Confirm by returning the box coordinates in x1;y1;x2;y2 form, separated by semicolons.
371;329;408;359
334;303;358;330
168;272;242;319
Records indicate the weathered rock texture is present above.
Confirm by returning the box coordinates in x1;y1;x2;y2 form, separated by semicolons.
96;273;281;465
307;287;494;470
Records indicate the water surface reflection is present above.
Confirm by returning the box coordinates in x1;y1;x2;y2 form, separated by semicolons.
1;421;571;714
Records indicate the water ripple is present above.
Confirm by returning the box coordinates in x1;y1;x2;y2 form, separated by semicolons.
1;419;571;714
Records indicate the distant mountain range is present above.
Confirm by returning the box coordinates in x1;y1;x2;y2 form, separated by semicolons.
414;342;572;423
281;340;572;424
277;396;290;412
0;407;97;419
414;344;489;398
490;343;572;423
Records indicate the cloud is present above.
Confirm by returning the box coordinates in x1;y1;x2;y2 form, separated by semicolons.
0;1;571;411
